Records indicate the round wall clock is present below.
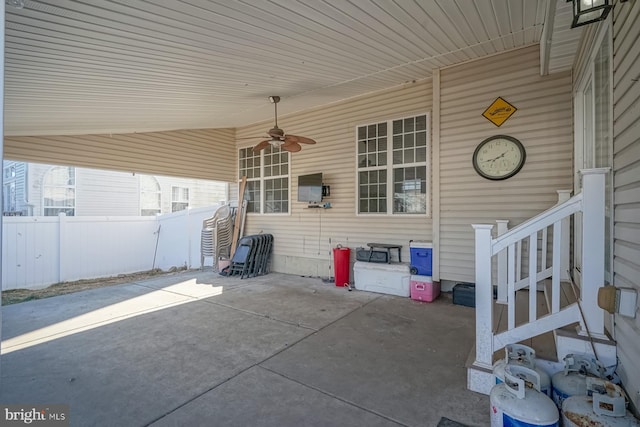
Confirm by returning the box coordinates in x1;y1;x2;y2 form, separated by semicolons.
472;135;526;180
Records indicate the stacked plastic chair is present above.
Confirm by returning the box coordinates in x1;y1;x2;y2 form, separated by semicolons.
200;205;234;271
227;234;273;278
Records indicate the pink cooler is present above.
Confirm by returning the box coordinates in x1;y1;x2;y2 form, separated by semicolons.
410;275;440;302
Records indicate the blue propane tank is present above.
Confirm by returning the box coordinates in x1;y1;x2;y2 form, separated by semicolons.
490;365;559;427
493;343;552;397
562;378;640;427
551;353;605;409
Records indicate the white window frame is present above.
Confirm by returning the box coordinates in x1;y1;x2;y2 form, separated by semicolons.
140;175;162;216
238;145;290;215
355;113;430;216
171;186;190;212
42;166;76;216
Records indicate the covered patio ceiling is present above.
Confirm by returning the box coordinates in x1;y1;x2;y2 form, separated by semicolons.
5;0;581;136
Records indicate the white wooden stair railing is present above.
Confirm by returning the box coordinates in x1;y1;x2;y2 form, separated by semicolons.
468;168;609;395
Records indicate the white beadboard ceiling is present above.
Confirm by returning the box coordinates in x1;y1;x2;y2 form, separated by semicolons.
5;0;579;136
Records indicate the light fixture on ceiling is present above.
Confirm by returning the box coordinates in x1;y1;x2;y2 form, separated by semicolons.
570;0;612;28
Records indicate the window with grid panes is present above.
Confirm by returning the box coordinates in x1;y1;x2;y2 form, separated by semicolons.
43;166;76;216
239;145;289;214
171;186;189;212
357;114;428;215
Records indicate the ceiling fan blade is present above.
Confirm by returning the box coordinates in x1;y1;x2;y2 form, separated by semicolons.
253;140;271;152
281;141;302;152
286;134;316;144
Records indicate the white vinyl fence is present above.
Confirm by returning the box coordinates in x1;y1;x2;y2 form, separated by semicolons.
2;205;224;290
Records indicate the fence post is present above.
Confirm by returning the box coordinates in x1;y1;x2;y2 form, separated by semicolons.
496;220;509;304
579;168;608;339
556;190;572;282
58;212;68;283
472;224;494;370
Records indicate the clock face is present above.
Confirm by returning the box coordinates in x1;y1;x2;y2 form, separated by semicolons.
473;135;526;180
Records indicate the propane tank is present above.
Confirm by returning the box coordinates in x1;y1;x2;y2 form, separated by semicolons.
551;353;605;409
493;343;552;397
562;378;640;427
490;365;559;427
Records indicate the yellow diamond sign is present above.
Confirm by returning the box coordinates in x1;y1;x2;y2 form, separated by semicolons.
482;97;517;127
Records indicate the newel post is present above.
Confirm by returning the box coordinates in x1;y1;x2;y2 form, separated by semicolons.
472;224;494;369
579;168;608;339
496;220;509;304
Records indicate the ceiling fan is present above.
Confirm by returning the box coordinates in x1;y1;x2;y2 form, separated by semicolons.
251;96;316;153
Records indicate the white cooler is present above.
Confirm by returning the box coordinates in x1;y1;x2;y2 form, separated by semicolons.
353;261;410;297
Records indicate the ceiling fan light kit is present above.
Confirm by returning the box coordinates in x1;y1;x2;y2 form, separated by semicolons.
251;96;317;153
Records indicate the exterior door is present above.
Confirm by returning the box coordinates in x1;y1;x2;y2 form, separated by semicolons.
574;24;613;287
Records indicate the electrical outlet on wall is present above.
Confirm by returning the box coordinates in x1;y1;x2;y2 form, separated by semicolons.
618;288;638;318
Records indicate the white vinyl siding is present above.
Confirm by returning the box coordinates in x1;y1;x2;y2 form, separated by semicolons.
18;163;227;216
611;0;640;409
235;81;433;277
4;128;236;182
439;45;574;283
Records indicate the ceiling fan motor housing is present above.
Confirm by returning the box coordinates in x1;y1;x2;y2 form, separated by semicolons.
269;127;285;139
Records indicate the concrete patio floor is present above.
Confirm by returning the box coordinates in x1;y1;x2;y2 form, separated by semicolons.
0;270;489;426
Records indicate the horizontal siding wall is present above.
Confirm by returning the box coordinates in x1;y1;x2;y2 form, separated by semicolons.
236;81;433;278
612;0;640;411
5;128;236;182
76;169;140;216
439;45;574;283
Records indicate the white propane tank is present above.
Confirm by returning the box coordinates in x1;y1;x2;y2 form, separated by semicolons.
490;365;559;427
562;378;640;427
551;353;605;409
493;343;552;397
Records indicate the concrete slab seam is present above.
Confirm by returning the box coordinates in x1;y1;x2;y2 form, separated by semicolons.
198;299;319;332
145;295;383;426
257;365;409;427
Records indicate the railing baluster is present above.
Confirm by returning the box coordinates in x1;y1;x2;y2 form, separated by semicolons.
516;241;522;281
529;232;538;323
552;220;561;313
541;226;548;271
557;190;572;282
508;243;516;330
496;220;509;304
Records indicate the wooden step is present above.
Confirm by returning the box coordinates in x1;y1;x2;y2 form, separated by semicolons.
493;289;558;361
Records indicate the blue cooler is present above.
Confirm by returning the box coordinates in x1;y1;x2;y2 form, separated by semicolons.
409;241;432;276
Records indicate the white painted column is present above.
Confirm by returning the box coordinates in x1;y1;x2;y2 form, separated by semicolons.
557;190;572;281
472;224;494;369
1;0;6;379
579;168;608;339
431;69;441;282
496;220;509;304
